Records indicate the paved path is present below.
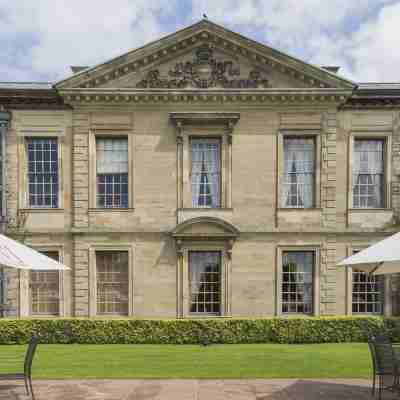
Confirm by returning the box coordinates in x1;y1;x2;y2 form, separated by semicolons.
0;379;398;399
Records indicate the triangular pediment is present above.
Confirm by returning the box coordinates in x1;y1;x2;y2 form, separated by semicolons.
56;20;355;91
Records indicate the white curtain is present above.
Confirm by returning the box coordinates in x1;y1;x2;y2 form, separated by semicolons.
296;252;313;308
353;140;384;208
281;138;314;208
207;141;220;208
191;142;203;207
96;138;128;174
189;252;219;298
191;139;220;207
283;251;313;311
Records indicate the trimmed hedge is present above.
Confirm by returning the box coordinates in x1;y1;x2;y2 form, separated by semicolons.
0;317;397;345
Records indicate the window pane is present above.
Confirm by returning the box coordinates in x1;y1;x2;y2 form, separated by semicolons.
189;251;221;315
96;138;128;208
352;139;385;208
30;251;60;315
27;138;59;208
96;251;129;315
281;137;315;208
191;138;221;208
0;125;4;218
352;250;383;314
281;251;314;314
0;268;6;306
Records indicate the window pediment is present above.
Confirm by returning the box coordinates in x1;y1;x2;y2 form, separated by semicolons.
171;217;239;239
170;112;239;130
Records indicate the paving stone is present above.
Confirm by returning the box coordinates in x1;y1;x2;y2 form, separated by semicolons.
1;379;399;400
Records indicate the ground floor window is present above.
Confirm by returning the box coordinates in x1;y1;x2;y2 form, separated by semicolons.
0;268;6;305
352;270;383;314
30;251;60;315
189;251;221;315
282;251;314;314
96;251;129;315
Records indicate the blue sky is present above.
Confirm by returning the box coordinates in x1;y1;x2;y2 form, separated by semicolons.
1;0;399;83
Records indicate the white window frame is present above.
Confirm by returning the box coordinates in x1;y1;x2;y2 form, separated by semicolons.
278;131;321;210
88;244;134;317
177;242;231;318
18;134;64;210
345;245;391;316
189;137;222;208
348;132;391;210
25;137;60;209
89;131;134;210
0;117;7;219
19;245;66;317
29;250;62;316
276;245;321;316
179;128;231;210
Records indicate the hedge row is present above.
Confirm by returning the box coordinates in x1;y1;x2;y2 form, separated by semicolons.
0;317;398;345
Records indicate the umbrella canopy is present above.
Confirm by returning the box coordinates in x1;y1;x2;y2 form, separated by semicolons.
337;231;400;275
0;234;69;270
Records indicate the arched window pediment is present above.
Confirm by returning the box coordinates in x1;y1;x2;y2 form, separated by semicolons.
171;217;239;240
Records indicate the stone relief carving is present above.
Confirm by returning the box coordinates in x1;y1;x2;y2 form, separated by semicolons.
136;45;269;89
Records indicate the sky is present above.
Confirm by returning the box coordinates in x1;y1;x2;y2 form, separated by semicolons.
1;0;400;83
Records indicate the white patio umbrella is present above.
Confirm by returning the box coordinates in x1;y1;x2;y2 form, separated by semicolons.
0;234;69;270
337;231;400;275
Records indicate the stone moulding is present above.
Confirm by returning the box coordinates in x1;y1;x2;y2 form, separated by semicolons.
59;89;353;105
171;216;239;239
169;112;240;128
136;44;269;89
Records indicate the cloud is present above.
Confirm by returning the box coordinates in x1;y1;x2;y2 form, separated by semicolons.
348;1;400;81
191;0;399;82
0;0;400;82
0;0;180;81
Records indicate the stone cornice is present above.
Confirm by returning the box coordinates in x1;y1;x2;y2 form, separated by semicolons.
59;88;353;105
170;112;240;127
341;98;400;109
0;88;69;110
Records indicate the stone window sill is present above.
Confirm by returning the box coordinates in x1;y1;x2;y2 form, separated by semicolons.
184;315;232;319
88;208;135;213
19;208;65;213
179;208;233;212
277;208;322;211
348;208;393;212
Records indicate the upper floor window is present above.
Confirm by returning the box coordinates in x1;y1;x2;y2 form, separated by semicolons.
96;138;128;208
281;251;314;314
281;137;315;208
0;119;6;218
27;138;59;208
352;139;385;209
191;138;221;208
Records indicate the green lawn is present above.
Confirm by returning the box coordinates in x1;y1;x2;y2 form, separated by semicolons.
0;343;372;379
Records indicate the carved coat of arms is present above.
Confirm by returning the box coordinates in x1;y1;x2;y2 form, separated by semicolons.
137;45;269;89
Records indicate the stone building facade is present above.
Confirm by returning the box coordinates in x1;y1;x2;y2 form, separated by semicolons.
1;20;400;318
